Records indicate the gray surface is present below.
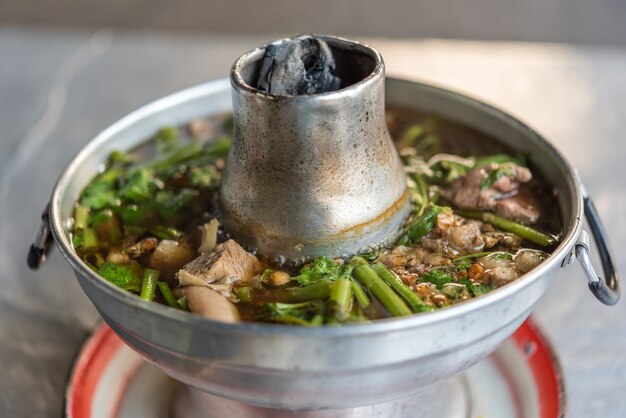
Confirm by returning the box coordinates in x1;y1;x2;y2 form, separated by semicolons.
0;28;625;417
3;0;626;46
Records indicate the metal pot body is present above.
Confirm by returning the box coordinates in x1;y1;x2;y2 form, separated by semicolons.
51;77;584;410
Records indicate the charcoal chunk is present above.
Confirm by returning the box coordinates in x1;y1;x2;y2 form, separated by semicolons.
256;35;341;95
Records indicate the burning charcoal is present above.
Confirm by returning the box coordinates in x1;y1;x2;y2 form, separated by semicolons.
256;35;341;95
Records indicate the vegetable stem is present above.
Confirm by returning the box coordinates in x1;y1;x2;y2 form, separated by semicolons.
140;268;159;301
371;263;433;313
74;205;89;230
176;296;189;311
452;251;495;263
157;281;178;308
272;280;332;303
82;228;99;248
329;279;353;321
351;281;370;308
234;286;254;304
351;258;412;317
456;210;556;247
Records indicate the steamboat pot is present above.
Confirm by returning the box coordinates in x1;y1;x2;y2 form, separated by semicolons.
33;65;619;410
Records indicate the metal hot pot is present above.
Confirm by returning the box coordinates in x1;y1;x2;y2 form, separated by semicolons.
31;36;619;417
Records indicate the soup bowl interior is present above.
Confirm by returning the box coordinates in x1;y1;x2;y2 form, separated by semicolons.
50;77;582;410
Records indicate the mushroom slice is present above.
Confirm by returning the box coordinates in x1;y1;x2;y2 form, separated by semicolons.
181;286;239;323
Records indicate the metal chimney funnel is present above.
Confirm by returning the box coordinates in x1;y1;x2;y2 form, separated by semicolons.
220;35;410;263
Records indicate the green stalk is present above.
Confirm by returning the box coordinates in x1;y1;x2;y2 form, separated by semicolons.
351;258;412;317
329;279;353;321
176;296;189;311
82;228;99;248
309;314;324;327
457;209;556;247
271;316;314;326
234;286;254;304
272;280;332;303
157;281;178;308
74;205;89;230
351;281;370;308
452;251;495;263
410;173;429;216
140;268;159;301
371;263;433;313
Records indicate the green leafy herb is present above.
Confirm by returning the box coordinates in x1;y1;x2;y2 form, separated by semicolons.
398;206;445;246
189;165;219;188
96;261;143;292
154;189;200;220
155;126;179;152
292;257;354;286
420;269;455;289
458;278;494;297
474;154;526;168
263;301;325;326
479;163;517;190
79;168;123;209
108;150;135;166
119;168;161;202
430;160;472;184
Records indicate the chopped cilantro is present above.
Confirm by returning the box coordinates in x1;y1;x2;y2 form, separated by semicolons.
96;261;143;293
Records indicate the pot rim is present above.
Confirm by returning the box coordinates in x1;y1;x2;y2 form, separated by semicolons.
230;34;385;101
49;76;583;338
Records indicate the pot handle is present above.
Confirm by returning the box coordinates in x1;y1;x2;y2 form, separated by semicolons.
27;202;54;270
575;192;620;305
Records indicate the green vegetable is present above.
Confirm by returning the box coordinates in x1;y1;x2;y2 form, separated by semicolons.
264;301;325;326
155;126;179;152
176;296;189;311
372;263;433;313
452;251;495;263
456;209;556;247
79;168;123;209
458;278;494;297
205;137;232;159
327;279;353;322
189;165;219;188
271;280;332;303
292;257;353;286
97;262;143;292
479;163;516;190
474;154;526;168
234;286;254;304
408;173;429;216
351;258;412;317
74;205;89;230
157;281;179;308
79;227;99;249
119;168;160;202
154;189;199;220
108;150;135;165
144;142;203;172
399;124;425;148
140;268;159;301
420;269;455;290
148;226;179;240
351;281;370;308
398;206;444;246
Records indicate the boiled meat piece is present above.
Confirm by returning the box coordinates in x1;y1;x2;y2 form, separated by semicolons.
441;162;540;224
177;239;264;287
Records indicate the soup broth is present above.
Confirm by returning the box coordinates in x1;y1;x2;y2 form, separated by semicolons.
71;107;561;325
